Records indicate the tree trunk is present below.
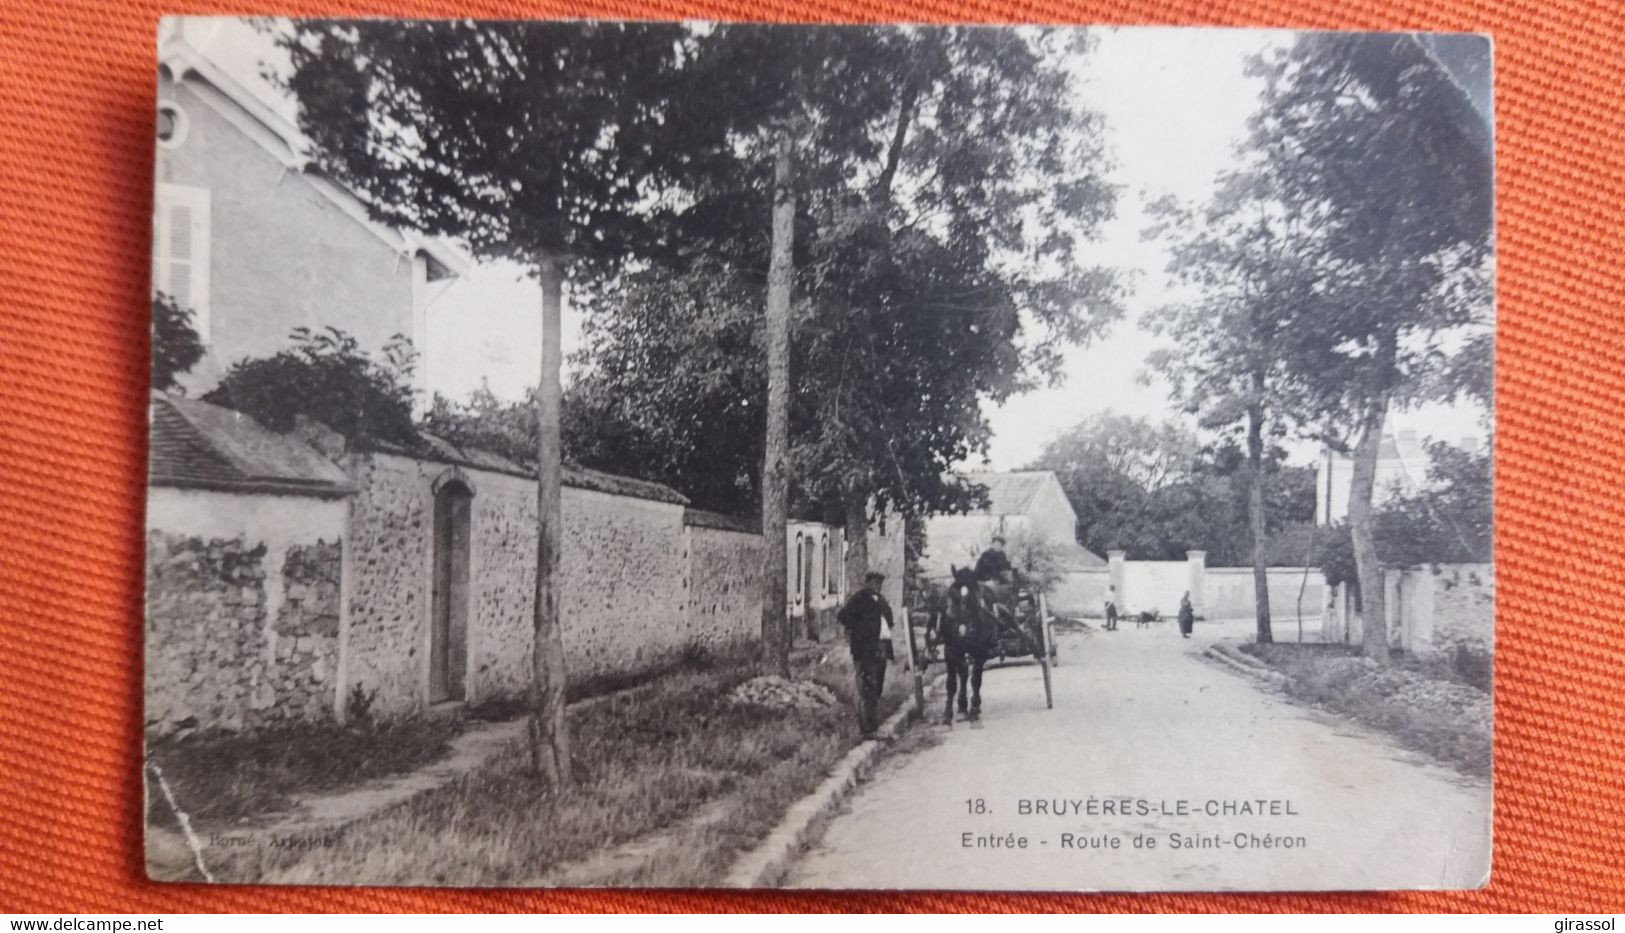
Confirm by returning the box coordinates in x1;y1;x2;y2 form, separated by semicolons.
527;254;572;785
759;127;796;679
843;484;870;598
1246;371;1272;644
1349;392;1391;663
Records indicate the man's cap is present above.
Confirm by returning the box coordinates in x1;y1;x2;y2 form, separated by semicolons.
991;535;1007;544
864;570;886;582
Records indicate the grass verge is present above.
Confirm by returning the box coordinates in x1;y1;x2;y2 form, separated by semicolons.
146;716;463;825
1237;641;1491;778
210;644;912;886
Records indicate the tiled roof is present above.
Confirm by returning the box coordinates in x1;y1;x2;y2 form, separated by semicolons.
1056;542;1108;570
148;393;351;496
955;471;1056;516
150;394;692;507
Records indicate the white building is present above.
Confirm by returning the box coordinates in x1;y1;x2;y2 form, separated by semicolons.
1316;429;1482;525
921;471;1103;582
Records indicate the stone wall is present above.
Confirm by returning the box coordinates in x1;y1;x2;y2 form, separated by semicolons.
144;487;347;736
341;453;435;717
560;487;689;680
1121;560;1190;616
342;451;744;717
1429;564;1495;652
1051;569;1110;617
687;523;764;652
148;446;910;732
273;541;343;724
1320;563;1494;655
1050;561;1322;624
464;467;538;705
1205;567;1325;623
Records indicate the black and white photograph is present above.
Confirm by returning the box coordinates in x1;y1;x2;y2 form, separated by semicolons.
143;17;1494;891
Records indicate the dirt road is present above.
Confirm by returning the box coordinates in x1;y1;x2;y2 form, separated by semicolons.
784;619;1491;892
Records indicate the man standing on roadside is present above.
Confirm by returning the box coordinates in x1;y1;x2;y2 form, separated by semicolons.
837;570;894;740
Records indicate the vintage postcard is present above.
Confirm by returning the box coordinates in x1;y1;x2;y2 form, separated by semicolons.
144;17;1494;890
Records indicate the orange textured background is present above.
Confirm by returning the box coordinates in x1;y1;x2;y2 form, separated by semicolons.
1;0;1621;914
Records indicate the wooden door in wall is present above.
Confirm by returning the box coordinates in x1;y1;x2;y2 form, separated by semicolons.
431;482;472;703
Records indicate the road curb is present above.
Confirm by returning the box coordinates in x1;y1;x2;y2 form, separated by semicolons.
1204;643;1290;687
723;672;941;889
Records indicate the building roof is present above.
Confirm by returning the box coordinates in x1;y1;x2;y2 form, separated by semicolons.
1326;431;1431;467
148;393;352;497
955;471;1059;516
1055;542;1108;570
152;394;691;506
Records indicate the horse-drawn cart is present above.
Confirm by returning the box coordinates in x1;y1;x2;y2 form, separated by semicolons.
912;569;1057;715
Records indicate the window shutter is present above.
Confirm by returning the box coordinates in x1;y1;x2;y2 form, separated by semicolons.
153;184;212;343
167;203;194;308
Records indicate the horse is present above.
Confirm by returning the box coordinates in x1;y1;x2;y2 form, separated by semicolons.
929;565;998;725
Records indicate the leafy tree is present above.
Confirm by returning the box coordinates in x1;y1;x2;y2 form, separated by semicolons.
421;384;545;467
1004;526;1064;596
151;293;205;392
1144;162;1326;644
283;19;704;784
1025;414;1315;564
786;28;1119;587
1027;413;1200;557
1252;34;1494;660
569;28;1120;658
1190;436;1317;564
204;327;417;445
1318;438;1493;589
564;261;770;516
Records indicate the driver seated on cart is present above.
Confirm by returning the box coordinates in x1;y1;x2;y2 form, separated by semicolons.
973;536;1024;619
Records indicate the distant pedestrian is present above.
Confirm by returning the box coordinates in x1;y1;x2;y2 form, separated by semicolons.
837;570;894;740
1178;591;1194;638
1104;585;1119;632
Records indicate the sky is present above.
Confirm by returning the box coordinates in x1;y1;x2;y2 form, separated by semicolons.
973;26;1487;470
977;26;1280;470
193;20;1488;469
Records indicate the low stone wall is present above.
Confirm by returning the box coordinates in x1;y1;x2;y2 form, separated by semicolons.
687;522;764;652
144;487;347;737
1205;567;1324;623
1430;564;1495;652
1321;563;1494;656
1051;569;1109;617
560;486;689;680
149;444;909;733
342;451;704;716
1050;561;1321;625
